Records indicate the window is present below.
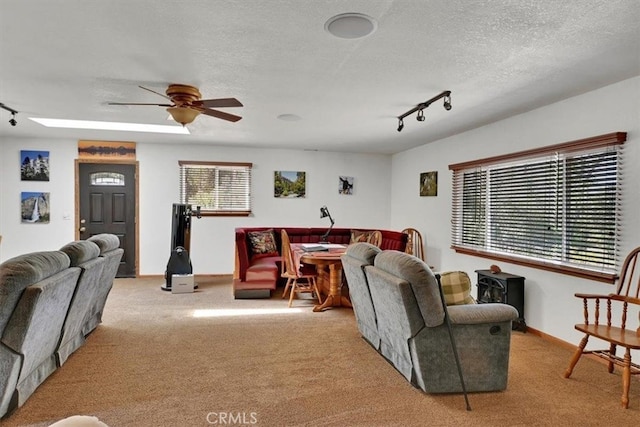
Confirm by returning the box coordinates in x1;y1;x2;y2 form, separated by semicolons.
179;161;252;216
90;172;125;186
449;132;626;283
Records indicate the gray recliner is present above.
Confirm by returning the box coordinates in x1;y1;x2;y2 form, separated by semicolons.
83;234;123;336
0;251;81;417
57;240;104;366
340;243;382;349
361;250;518;393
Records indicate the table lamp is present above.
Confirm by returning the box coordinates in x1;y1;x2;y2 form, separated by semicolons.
319;206;334;244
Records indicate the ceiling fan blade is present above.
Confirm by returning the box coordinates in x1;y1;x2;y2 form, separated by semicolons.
197;98;243;108
199;108;243;122
138;85;172;100
108;102;173;106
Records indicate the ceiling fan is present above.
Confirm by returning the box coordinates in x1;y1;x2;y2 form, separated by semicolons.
108;84;243;126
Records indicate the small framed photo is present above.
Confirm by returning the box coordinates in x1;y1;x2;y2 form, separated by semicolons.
21;192;50;223
21;150;50;181
420;171;438;197
339;176;354;195
274;171;306;198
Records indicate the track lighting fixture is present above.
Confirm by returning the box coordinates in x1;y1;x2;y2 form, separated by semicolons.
396;90;452;132
1;102;18;127
443;94;452;111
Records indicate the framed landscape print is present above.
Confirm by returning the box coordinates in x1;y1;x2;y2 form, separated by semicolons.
339;176;354;195
274;171;306;198
21;192;50;223
21;150;50;181
78;140;136;159
420;171;438;197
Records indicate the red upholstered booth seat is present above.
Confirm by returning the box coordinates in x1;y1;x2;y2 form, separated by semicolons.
233;227;407;298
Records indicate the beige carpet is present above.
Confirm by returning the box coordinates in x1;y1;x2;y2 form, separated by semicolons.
3;277;638;426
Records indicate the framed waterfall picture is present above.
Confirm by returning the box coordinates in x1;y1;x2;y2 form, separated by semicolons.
20;150;50;181
21;192;50;223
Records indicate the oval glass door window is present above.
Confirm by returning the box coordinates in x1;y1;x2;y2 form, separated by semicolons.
90;172;125;186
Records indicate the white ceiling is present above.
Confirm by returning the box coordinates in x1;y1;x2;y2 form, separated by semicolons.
1;0;639;155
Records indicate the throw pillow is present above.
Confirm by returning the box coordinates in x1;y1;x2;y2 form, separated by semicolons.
247;229;279;259
350;229;382;247
440;271;476;305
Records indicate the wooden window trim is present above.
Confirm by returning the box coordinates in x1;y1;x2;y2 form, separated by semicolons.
449;132;626;284
449;132;626;171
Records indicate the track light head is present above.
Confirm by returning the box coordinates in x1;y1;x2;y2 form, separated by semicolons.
1;103;19;126
397;118;404;132
443;95;452;111
416;109;425;121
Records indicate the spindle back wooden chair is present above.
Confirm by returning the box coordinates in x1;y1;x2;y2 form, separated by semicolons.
402;228;425;261
280;229;322;308
564;246;640;408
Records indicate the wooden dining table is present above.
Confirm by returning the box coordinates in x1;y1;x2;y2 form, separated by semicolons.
291;243;350;312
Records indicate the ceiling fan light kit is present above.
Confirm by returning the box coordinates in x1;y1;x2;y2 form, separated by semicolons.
397;90;452;132
108;83;243;126
167;106;200;126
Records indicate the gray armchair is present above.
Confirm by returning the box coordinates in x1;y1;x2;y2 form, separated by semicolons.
360;249;518;393
83;234;124;336
341;243;382;349
57;240;104;366
0;251;81;417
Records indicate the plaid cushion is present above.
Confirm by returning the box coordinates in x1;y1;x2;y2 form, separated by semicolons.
440;271;476;305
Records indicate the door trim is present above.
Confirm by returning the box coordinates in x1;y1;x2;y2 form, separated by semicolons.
75;158;139;277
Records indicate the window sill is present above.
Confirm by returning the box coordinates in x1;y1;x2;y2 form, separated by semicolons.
199;211;251;217
451;246;617;284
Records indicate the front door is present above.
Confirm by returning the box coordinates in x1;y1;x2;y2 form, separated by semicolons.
78;162;137;277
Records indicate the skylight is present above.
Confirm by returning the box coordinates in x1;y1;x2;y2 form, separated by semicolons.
29;118;190;135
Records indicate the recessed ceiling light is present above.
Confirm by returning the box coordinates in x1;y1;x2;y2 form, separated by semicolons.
277;114;302;121
29;118;190;134
325;13;377;39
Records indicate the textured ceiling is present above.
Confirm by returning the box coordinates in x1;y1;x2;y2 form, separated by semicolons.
0;0;639;155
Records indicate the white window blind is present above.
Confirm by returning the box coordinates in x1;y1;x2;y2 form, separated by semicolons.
450;132;626;282
179;161;252;216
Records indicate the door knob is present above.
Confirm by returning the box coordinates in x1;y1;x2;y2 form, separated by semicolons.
79;226;86;232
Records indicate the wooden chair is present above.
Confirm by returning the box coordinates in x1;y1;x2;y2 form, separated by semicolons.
402;228;425;261
564;246;640;408
280;229;322;308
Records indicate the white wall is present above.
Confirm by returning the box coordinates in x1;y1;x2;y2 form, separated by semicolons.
136;145;391;274
0;139;79;260
0;140;392;275
390;76;640;344
1;76;637;346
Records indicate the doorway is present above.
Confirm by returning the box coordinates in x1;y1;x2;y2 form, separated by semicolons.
76;161;138;277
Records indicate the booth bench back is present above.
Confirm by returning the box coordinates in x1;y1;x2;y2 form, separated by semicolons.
234;227;407;283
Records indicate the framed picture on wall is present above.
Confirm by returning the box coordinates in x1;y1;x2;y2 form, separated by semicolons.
274;171;306;198
78;140;136;159
339;176;354;195
21;192;50;223
20;150;50;181
420;171;438;197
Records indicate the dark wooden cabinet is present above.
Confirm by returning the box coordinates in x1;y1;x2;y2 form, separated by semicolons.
475;270;526;331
